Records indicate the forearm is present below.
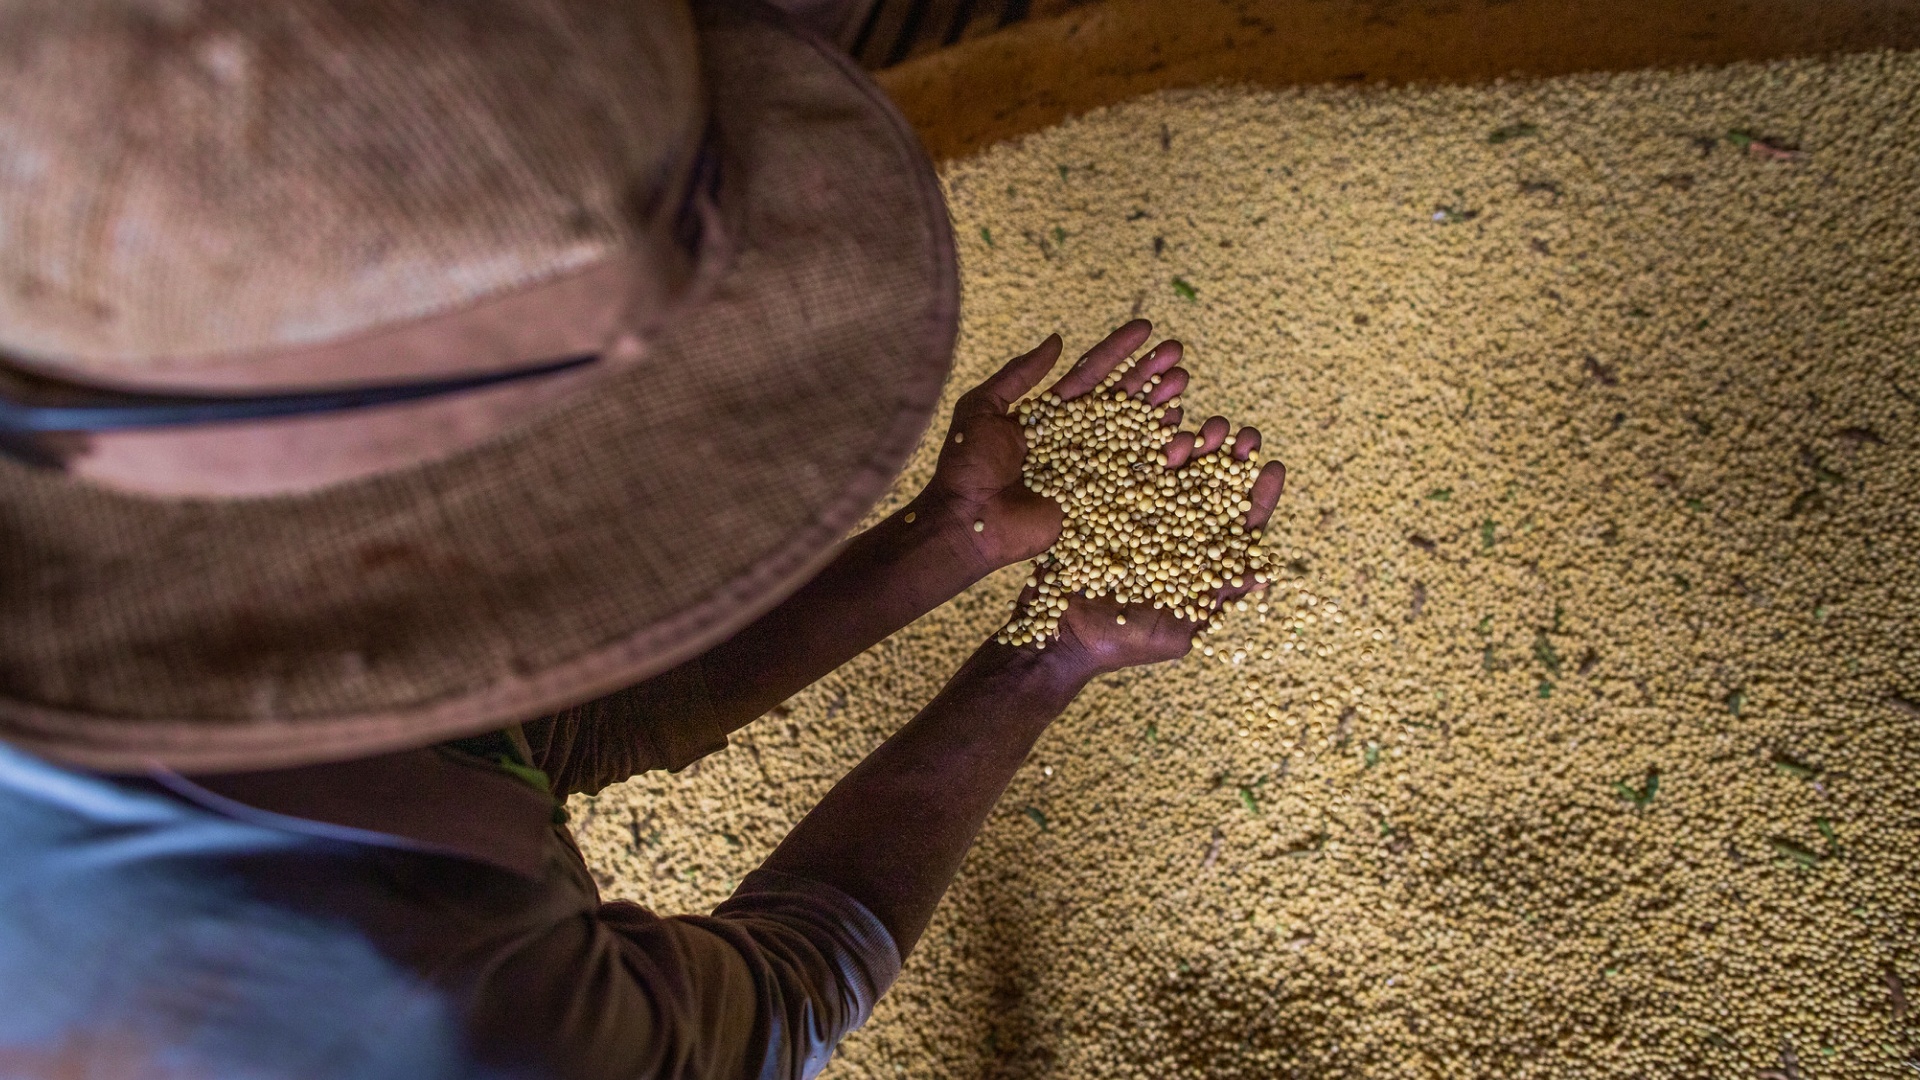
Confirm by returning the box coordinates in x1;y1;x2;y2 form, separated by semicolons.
673;491;992;736
757;641;1091;957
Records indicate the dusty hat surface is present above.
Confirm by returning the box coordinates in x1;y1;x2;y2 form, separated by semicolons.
0;0;958;771
0;0;705;371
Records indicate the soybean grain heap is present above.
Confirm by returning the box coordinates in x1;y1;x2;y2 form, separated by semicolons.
999;378;1273;645
578;50;1920;1080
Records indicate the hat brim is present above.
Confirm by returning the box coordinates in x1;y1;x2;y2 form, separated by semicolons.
0;1;958;772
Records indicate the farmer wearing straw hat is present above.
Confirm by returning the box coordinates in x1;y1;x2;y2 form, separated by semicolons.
0;1;1283;1076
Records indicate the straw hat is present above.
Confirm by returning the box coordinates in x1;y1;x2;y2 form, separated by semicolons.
0;0;958;771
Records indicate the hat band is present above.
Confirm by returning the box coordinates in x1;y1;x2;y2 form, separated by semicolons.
0;352;600;435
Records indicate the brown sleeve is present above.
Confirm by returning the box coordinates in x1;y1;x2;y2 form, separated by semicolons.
463;869;900;1080
524;660;730;797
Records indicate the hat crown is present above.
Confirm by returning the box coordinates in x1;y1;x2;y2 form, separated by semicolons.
0;0;704;374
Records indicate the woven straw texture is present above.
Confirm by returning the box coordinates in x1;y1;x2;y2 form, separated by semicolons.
0;0;704;371
0;0;958;770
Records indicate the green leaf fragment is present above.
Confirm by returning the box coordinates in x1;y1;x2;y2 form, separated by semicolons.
1022;806;1049;831
1052;225;1067;245
1726;689;1744;715
1769;837;1821;867
1770;752;1817;779
1613;767;1659;807
1533;631;1562;675
1481;518;1497;550
1816;817;1841;855
1171;276;1198;301
1489;122;1540;143
980;226;995;248
1364;742;1381;768
1145;720;1159;742
1058;163;1070;180
1428;487;1453;501
1237;785;1260;815
1726;129;1757;149
1538;680;1554;699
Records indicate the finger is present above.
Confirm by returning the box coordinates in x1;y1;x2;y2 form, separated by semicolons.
1046;320;1153;401
976;334;1064;412
1162;431;1197;468
1243;460;1288;531
1119;339;1182;396
1146;367;1188;407
1230;426;1261;460
1194;415;1231;455
1157;406;1184;429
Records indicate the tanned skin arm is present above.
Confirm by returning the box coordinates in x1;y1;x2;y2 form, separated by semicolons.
638;320;1203;738
759;334;1287;954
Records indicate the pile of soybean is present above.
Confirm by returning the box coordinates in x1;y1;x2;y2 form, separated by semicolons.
575;51;1920;1079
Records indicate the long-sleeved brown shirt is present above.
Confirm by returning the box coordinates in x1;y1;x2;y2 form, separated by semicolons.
0;686;898;1080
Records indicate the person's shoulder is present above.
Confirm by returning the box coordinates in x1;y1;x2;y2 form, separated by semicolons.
0;744;515;1079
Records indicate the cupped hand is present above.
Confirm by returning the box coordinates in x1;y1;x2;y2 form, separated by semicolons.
925;320;1199;573
1001;323;1288;677
1037;460;1284;677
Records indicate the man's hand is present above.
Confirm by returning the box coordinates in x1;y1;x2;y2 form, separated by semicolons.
757;322;1285;958
920;320;1194;574
759;427;1282;956
561;323;1246;792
